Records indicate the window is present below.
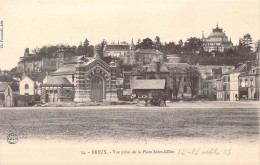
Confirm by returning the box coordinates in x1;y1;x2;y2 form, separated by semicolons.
183;85;187;93
72;75;75;82
239;79;242;87
245;79;248;87
25;84;29;89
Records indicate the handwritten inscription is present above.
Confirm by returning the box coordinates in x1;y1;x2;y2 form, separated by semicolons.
178;148;231;156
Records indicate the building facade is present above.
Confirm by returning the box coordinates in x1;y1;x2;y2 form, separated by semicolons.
217;64;247;101
202;24;233;53
135;48;164;65
239;66;260;100
103;41;136;65
40;76;74;103
74;54;118;102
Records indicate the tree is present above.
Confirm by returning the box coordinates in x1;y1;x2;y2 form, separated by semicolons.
238;34;253;55
96;39;107;58
241;34;253;51
32;47;40;55
170;69;182;99
136;38;155;50
255;40;260;53
178;40;183;47
183;37;203;54
154;36;162;50
77;38;94;57
185;66;201;99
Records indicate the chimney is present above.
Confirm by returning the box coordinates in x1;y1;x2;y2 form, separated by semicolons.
156;62;160;72
24;48;29;57
235;63;243;69
246;61;252;72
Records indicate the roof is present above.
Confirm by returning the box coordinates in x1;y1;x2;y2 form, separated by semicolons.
132;79;165;90
35;72;48;83
165;63;190;70
135;48;163;55
64;55;85;64
146;62;169;72
166;54;180;57
0;82;9;92
0;75;18;83
25;72;48;83
19;55;42;63
52;64;78;75
53;56;110;75
212;25;223;33
0;82;19;92
105;44;130;51
42;76;73;87
223;64;247;75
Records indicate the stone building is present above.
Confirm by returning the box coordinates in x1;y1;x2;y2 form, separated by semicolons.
202;24;233;53
217;64;247;101
43;52;118;103
103;41;136;65
135;48;164;65
238;66;260;100
75;54;118;102
40;77;74;103
56;47;76;68
0;75;19;107
131;79;166;99
16;47;76;74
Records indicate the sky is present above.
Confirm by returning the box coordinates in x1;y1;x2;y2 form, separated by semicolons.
0;0;259;70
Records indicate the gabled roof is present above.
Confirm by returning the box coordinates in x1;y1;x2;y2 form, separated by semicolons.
52;64;78;75
80;57;110;71
64;55;85;64
146;62;169;72
165;63;190;70
0;82;19;92
19;55;42;63
169;67;186;73
0;82;9;92
135;48;163;55
223;64;247;75
36;72;48;83
105;44;130;51
53;56;110;75
24;72;48;83
132;79;165;90
0;75;18;83
42;76;73;87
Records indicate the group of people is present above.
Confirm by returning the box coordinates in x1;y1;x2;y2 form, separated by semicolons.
130;93;167;106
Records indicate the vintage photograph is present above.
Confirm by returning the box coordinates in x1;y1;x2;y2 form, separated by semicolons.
0;0;259;164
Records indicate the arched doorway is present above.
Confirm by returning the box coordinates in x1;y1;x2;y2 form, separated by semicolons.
91;76;103;102
6;95;12;107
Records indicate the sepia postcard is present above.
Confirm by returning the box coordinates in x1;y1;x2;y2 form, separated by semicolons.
0;0;259;164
